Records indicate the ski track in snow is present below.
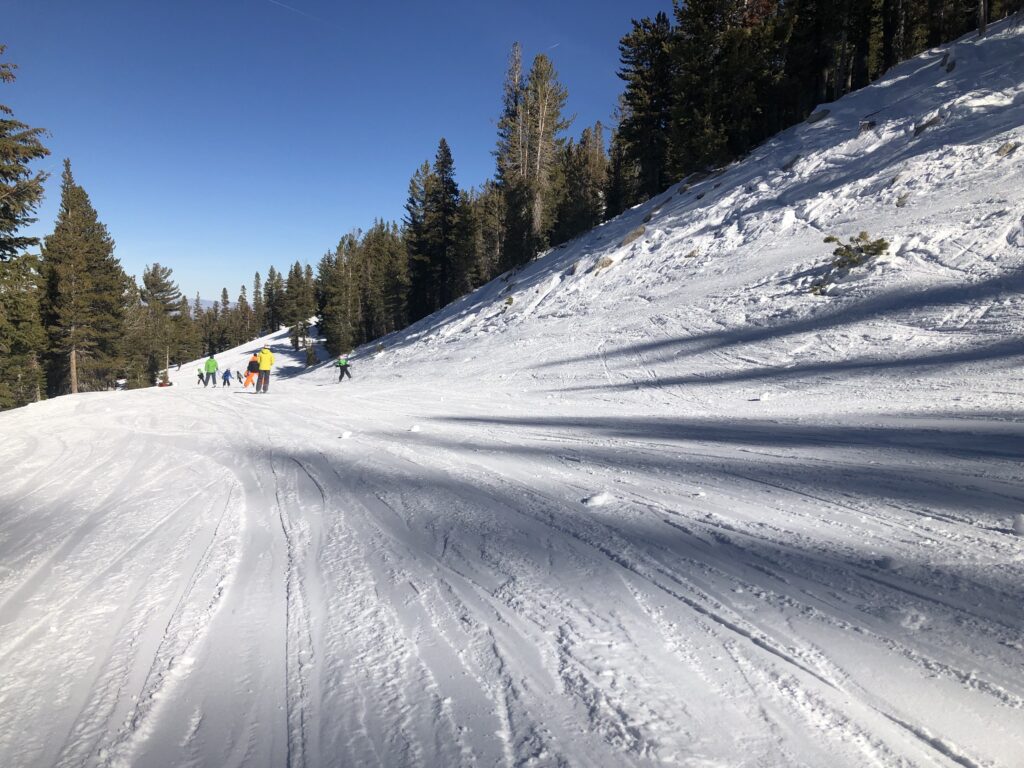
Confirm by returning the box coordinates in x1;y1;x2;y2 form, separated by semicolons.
3;18;1024;768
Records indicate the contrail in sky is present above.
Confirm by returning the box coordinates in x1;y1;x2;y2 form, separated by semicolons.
265;0;325;23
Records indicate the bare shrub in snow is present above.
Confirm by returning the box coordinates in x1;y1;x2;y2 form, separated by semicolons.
913;115;942;137
621;225;646;247
996;141;1021;158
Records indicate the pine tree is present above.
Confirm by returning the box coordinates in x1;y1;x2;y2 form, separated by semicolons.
315;249;347;355
473;180;505;282
317;234;360;355
120;280;158;388
0;49;48;409
617;12;675;200
41;160;128;395
604;117;640;221
495;43;535;269
380;222;409;332
404;160;435;322
554;122;608;243
524;53;572;253
495;45;572;266
172;295;199;365
0;253;45;408
670;0;735;173
252;271;265;334
454;190;482;293
670;0;788;176
140;262;181;312
264;266;285;331
236;284;252;343
424;138;463;309
140;262;181;380
303;264;315;320
0;46;50;261
285;261;310;349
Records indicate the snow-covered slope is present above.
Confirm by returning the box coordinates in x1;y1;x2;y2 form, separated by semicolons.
2;19;1023;768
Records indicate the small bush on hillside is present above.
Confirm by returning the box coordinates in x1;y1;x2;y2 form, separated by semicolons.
825;232;890;267
996;141;1021;158
810;231;889;294
621;225;646;247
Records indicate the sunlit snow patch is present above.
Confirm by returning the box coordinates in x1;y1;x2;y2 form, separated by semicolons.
582;491;612;507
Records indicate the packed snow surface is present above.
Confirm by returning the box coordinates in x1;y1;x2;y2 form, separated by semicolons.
3;19;1024;768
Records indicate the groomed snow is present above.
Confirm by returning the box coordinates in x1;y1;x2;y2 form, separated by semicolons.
2;18;1023;768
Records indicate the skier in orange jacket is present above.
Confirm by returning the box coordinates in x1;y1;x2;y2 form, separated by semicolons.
243;353;259;388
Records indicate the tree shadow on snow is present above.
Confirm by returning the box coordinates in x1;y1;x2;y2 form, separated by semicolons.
538;267;1024;376
278;440;1024;642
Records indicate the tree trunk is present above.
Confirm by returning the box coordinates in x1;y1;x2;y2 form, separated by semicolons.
31;354;41;403
979;0;987;36
70;345;78;395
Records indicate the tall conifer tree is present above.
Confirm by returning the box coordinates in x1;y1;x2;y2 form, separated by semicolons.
405;160;435;322
617;12;674;200
41;160;128;395
0;46;50;261
423;138;462;309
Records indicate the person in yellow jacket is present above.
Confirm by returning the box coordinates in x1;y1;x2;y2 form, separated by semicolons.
255;345;274;393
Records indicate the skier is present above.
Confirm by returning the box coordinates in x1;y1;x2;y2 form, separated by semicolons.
196;367;204;386
203;355;219;387
221;369;232;387
256;345;274;393
335;354;352;382
243;353;259;389
235;370;244;384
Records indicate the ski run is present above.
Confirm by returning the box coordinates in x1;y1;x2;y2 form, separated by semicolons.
2;18;1024;768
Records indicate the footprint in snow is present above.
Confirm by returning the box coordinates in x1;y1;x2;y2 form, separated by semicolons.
582;491;612;507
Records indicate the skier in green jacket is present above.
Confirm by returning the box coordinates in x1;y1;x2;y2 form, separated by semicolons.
335;355;352;382
203;355;219;387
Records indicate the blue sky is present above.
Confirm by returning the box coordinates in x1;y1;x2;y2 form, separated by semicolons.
3;0;667;298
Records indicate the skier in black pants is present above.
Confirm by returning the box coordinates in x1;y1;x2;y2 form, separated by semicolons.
336;355;352;382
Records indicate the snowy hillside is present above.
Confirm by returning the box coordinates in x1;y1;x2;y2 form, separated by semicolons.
2;19;1024;768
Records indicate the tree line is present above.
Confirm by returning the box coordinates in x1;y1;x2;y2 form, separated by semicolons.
2;0;1019;409
606;0;1022;211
